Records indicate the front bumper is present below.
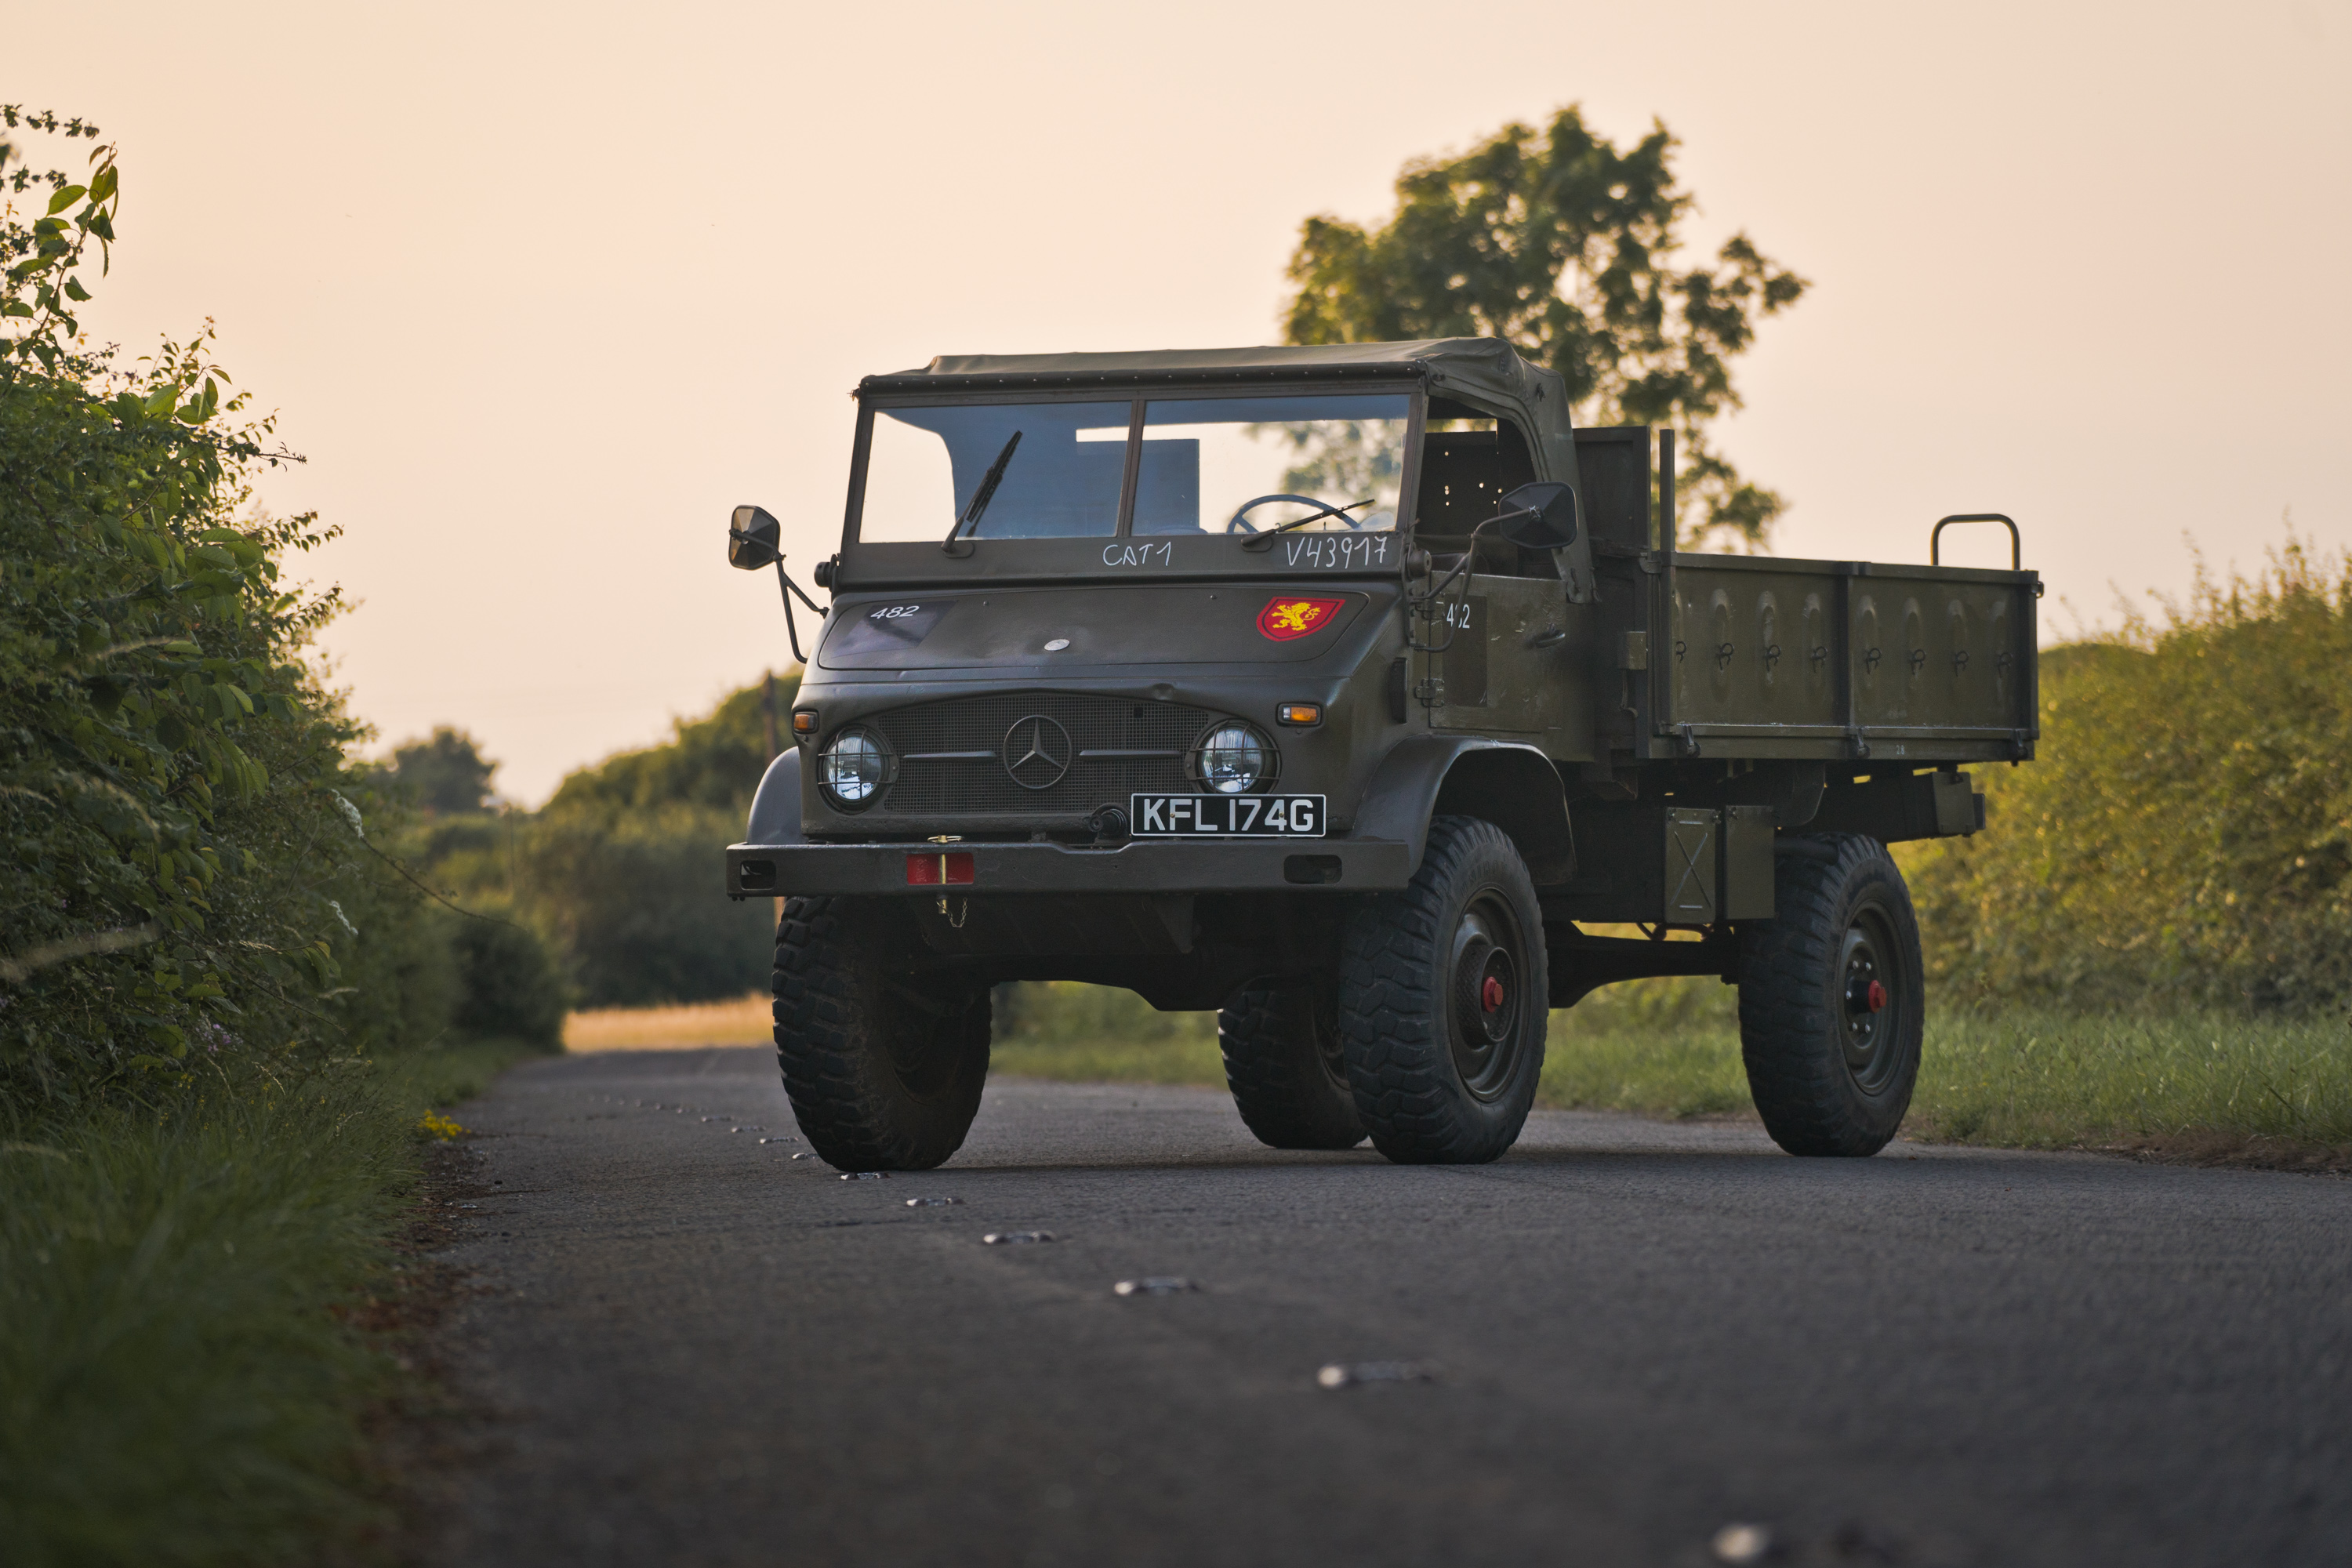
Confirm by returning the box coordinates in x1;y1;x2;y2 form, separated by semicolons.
726;837;1415;898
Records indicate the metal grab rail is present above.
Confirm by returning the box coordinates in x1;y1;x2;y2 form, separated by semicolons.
1931;514;2020;570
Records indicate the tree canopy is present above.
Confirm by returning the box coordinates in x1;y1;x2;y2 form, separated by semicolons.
1282;106;1807;550
542;673;797;821
390;726;498;815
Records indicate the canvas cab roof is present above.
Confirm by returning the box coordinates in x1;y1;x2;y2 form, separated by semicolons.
860;336;1577;464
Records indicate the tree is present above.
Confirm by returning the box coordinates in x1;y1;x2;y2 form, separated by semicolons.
541;673;798;818
391;726;497;815
1282;106;1808;550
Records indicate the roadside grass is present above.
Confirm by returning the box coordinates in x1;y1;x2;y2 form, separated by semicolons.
376;1035;556;1115
990;1032;1228;1085
988;981;1225;1086
1908;1009;2352;1158
0;1036;547;1568
972;978;2352;1163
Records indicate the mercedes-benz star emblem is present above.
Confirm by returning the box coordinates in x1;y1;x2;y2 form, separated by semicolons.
1002;715;1073;790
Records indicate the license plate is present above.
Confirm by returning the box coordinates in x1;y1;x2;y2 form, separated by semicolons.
1130;793;1326;838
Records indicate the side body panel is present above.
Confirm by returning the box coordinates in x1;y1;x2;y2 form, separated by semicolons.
1664;557;2037;761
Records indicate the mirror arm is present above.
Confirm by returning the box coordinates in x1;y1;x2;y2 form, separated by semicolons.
777;563;823;613
1403;514;1497;651
771;560;824;666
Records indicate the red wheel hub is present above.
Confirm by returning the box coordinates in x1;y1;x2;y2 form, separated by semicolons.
1482;975;1505;1012
1865;979;1888;1013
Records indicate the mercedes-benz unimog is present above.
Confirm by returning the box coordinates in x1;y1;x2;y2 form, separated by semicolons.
722;339;2039;1170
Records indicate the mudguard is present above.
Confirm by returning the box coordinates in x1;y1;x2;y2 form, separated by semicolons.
1353;735;1575;885
744;750;806;845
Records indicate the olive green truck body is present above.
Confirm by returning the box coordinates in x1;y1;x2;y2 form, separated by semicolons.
724;339;2036;1017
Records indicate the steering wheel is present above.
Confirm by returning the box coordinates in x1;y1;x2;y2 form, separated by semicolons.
1225;494;1365;535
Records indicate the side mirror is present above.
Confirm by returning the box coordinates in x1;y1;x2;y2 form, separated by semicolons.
1490;482;1578;550
728;504;782;570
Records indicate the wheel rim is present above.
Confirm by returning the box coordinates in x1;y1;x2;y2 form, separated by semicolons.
1310;988;1350;1094
1837;908;1904;1094
1446;890;1526;1102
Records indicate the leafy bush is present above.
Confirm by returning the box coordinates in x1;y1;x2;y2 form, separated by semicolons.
524;802;775;1007
404;679;799;1009
448;913;566;1049
0;113;456;1103
1904;543;2352;1014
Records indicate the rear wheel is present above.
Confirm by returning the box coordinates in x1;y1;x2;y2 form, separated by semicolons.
1337;816;1548;1164
1735;835;1924;1156
1218;983;1365;1150
772;896;990;1171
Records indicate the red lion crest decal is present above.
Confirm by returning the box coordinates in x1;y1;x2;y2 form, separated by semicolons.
1258;596;1343;641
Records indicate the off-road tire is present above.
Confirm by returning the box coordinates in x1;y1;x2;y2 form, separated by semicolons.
1218;983;1365;1150
1337;815;1549;1164
1736;834;1924;1156
772;896;990;1171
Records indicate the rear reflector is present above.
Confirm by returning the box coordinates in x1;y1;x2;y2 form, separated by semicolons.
906;851;975;886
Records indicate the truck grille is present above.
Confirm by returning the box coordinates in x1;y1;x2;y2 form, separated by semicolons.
868;692;1214;815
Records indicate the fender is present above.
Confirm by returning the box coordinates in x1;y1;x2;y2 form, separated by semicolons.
742;750;806;845
1352;735;1575;884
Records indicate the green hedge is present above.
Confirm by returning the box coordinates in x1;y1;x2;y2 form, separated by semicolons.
1904;546;2352;1014
0;108;563;1568
1;125;412;1101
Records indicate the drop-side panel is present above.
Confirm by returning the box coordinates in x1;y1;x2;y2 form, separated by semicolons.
1667;566;1842;730
1845;570;2025;733
1654;555;2038;760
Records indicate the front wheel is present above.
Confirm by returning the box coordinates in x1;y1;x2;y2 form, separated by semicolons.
1218;983;1365;1150
1735;835;1925;1156
1337;816;1548;1164
772;896;991;1171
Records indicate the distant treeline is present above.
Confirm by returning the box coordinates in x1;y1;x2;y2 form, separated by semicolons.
395;677;795;1010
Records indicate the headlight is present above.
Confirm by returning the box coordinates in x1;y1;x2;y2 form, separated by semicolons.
1193;722;1274;795
818;728;892;808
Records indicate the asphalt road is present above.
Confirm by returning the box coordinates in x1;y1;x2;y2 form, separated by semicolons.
426;1047;2352;1568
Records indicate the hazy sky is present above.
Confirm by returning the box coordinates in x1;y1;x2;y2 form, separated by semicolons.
20;0;2350;801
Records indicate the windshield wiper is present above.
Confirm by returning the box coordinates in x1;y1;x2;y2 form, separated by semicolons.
942;430;1022;555
1238;498;1374;552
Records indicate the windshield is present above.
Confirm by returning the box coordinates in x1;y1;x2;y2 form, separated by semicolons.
858;401;1131;543
1135;393;1409;536
851;390;1412;544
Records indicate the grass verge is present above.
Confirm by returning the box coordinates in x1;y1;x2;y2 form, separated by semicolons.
0;1036;548;1568
1907;1008;2352;1164
977;978;2352;1167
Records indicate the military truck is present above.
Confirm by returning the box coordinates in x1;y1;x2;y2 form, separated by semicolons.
723;339;2038;1170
